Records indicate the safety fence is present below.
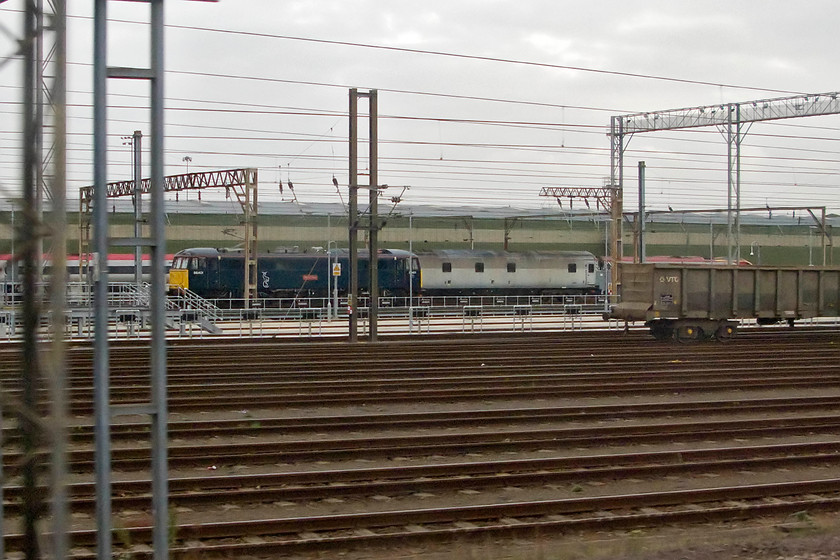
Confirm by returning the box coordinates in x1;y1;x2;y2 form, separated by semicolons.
0;290;619;341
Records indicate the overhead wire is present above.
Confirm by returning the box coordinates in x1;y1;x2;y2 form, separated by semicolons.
2;10;838;210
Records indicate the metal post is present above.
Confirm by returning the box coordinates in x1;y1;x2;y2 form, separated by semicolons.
34;0;44;276
822;207;829;265
326;214;331;320
603;218;611;314
726;115;734;264
47;3;69;557
333;249;339;319
150;2;169;558
348;90;358;342
408;212;414;331
735;104;742;263
368;90;379;342
609;115;625;292
638;161;646;263
93;2;113;558
710;221;714;260
21;1;44;554
133;130;143;285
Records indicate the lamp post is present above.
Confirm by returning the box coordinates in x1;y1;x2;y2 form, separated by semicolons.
182;156;192;200
408;212;414;331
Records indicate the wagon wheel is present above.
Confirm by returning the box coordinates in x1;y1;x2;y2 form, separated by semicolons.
715;324;736;342
676;325;701;343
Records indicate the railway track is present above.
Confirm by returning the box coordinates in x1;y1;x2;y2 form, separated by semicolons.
6;440;840;514
7;480;840;558
6;408;840;473
2;331;840;415
3;328;840;558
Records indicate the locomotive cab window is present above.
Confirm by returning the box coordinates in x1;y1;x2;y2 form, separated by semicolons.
442;262;452;273
475;262;484;273
507;262;516;273
567;263;577;273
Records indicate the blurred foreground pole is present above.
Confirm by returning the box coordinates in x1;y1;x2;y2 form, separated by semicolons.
19;0;69;558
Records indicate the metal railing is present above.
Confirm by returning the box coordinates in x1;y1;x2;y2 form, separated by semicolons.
191;293;610;318
0;283;620;341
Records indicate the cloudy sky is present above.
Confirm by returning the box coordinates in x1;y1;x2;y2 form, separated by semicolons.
1;1;839;215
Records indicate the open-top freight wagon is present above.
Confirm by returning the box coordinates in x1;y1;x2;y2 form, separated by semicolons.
610;263;840;341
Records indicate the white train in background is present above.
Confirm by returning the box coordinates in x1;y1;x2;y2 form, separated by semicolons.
0;253;173;285
416;250;606;296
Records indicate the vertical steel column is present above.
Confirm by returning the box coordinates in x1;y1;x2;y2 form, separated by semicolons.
243;169;258;307
368;90;378;341
92;2;112;559
726;113;734;264
132;130;143;284
47;2;69;557
609;116;625;291
34;0;45;273
725;105;744;264
735;104;742;263
348;90;359;341
638;161;646;264
149;2;169;558
21;1;43;556
822;208;830;265
133;130;143;285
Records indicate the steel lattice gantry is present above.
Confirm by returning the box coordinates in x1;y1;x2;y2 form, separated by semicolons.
539;185;618;213
79;167;259;304
609;91;840;280
539;185;620;294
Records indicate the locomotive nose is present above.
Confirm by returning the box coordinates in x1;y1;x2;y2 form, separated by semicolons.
169;269;189;291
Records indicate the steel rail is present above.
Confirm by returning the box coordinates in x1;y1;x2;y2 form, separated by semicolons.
5;440;840;515
1;328;836;370
6;414;840;474
8;478;840;557
4;394;840;445
6;359;840;416
8;346;840;379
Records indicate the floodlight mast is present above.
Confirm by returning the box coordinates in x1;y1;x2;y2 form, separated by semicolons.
609;91;840;278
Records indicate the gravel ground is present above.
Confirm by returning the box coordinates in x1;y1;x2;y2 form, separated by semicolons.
273;515;840;560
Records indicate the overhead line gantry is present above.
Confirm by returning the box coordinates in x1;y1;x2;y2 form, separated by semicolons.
609;90;840;287
79;167;259;304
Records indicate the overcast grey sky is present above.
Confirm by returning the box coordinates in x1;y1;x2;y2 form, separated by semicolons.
1;1;839;214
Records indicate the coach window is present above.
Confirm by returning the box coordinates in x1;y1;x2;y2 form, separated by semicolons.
442;262;452;273
567;263;577;273
475;262;484;273
507;262;516;273
588;263;595;273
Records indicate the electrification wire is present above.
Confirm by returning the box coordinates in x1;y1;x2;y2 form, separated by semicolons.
98;13;805;98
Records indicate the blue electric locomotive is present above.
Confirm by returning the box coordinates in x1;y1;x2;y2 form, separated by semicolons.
169;247;419;300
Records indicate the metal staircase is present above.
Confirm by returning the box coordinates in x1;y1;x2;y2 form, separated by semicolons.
167;286;222;333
